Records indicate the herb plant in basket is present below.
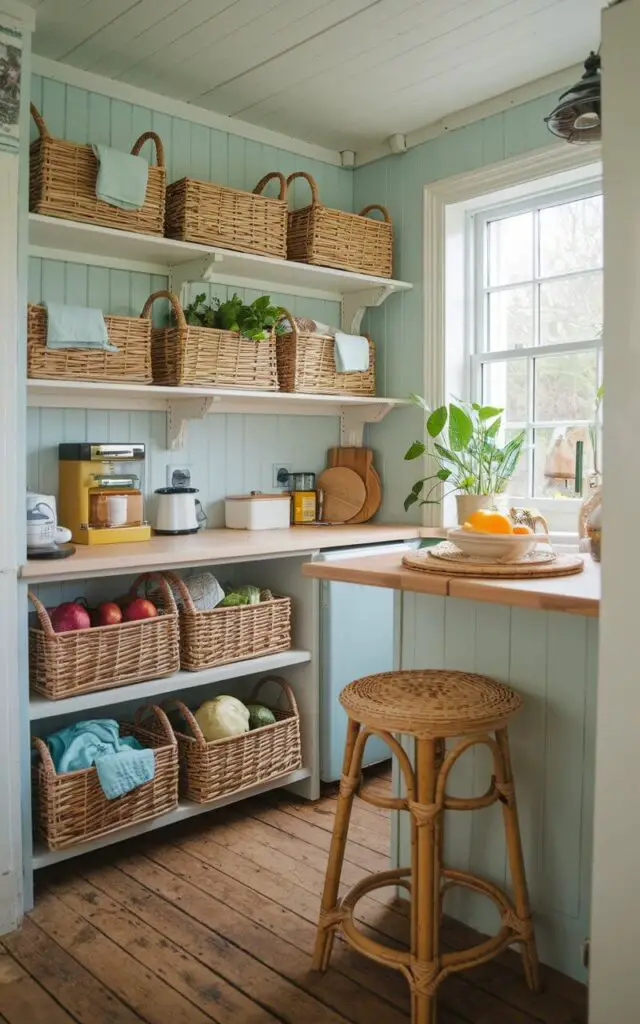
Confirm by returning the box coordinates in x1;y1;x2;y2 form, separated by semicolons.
182;293;287;341
404;396;525;525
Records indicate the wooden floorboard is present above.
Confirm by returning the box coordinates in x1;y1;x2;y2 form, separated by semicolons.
0;764;588;1023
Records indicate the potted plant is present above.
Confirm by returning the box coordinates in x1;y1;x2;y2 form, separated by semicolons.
182;292;286;340
404;397;525;525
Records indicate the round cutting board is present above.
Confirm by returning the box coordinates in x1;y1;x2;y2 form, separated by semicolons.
317;467;366;523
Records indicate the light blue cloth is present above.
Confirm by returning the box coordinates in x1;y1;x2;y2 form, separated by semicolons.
334;331;370;373
92;143;148;210
95;747;155;800
44;718;155;800
45;302;118;352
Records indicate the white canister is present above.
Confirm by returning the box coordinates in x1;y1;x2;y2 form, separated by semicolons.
225;492;291;530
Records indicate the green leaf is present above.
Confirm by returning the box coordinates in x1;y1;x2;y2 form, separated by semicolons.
426;406;447;438
485;418;501;439
448;403;473;451
404;440;426;461
436;468;451;481
404;492;419;511
409;393;430;413
478;405;503;421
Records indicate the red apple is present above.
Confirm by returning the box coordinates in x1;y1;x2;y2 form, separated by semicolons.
50;602;91;633
94;601;123;626
123;597;158;622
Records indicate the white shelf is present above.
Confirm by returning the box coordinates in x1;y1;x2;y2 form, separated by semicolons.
27;379;409;448
29;648;312;721
32;766;311;869
28;213;412;329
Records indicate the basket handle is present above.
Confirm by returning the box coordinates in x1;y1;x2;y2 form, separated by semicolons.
30;104;50;140
167;699;209;748
160;569;198;614
249;676;299;718
286;171;319;205
358;203;391;224
27;590;57;638
129;571;179;615
140;290;185;330
134;703;176;745
32;736;57;775
131;130;165;169
275;307;299;340
253;172;287;201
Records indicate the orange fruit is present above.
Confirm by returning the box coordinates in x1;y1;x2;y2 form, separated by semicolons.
463;509;514;535
513;525;532;535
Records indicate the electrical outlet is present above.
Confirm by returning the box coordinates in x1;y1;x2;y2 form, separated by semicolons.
166;465;192;488
272;463;292;489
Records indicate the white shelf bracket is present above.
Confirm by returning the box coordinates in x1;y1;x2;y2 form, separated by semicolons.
169;254;225;306
340;408;367;447
167;397;217;450
341;285;397;333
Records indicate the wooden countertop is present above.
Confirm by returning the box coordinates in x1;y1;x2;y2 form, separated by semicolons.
302;551;600;617
21;524;422;583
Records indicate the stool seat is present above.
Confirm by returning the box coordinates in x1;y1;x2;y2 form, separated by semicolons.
339;669;522;738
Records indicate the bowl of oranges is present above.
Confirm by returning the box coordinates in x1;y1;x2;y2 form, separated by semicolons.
447;509;548;562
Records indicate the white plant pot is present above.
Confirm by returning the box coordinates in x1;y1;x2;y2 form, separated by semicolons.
455;493;497;526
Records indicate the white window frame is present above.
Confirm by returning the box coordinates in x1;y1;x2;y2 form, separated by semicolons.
422;144;602;535
468;181;603;518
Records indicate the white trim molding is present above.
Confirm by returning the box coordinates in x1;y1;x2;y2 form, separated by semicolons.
32;56;344;168
421;141;602;528
0;1;35;32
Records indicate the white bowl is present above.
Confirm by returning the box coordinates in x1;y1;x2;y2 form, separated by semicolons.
447;528;549;562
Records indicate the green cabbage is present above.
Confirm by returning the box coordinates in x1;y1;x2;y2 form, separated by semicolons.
195;695;250;742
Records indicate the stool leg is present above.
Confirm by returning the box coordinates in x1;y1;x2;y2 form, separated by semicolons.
312;716;363;973
495;727;541;993
411;737;439;1024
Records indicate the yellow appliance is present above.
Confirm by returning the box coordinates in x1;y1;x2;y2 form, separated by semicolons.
58;442;151;545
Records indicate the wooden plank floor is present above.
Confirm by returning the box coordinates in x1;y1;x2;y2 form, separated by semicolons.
0;766;588;1024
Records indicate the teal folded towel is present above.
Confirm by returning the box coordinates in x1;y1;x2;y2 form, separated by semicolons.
44;718;155;799
45;302;118;352
334;331;370;373
92;143;148;210
95;748;155;800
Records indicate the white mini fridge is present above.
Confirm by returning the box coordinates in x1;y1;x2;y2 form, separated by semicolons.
318;540;419;782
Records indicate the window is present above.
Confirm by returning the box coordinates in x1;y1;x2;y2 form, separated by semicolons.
469;183;603;508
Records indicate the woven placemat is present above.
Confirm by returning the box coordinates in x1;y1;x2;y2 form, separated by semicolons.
403;547;584;579
427;540;556;567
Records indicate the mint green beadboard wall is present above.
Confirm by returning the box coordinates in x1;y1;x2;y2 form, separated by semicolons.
356;92;563;522
27;73;354;522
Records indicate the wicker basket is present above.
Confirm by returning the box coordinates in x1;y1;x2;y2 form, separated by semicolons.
29;573;180;701
164;572;291;672
276;308;375;396
286;172;392;277
144;289;279;390
29;103;166;235
27;303;152;384
170;677;301;803
165;171;287;258
32;705;179;850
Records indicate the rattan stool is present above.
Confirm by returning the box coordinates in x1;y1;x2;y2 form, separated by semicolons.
312;670;540;1023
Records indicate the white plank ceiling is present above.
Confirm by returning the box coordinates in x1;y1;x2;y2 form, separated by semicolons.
26;0;605;150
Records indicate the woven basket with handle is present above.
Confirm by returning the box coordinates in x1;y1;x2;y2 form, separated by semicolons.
28;573;180;700
164;572;292;672
32;704;179;850
144;289;279;390
29;103;166;235
165;171;287;258
169;677;301;803
286;171;392;277
276;307;375;396
27;302;152;384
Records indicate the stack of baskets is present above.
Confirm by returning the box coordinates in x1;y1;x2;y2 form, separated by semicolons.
144;290;279;390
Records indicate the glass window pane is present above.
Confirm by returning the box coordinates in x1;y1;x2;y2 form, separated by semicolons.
539;195;603;276
533;425;594;497
483;359;528;422
539;270;603;345
504;427;529;497
488;212;534;286
488;287;534;351
534;351;598;422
